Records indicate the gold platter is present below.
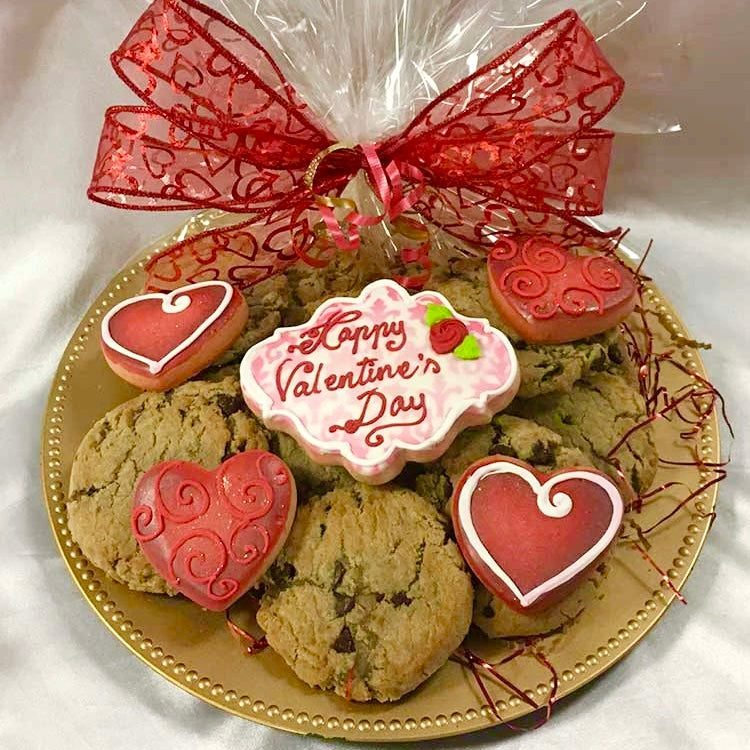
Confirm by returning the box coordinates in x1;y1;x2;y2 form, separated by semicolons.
41;214;721;742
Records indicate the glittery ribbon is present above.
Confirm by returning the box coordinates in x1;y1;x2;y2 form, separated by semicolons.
89;0;625;291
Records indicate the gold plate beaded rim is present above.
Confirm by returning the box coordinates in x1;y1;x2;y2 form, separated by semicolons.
41;212;721;742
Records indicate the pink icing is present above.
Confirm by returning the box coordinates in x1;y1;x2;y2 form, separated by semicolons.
240;280;519;483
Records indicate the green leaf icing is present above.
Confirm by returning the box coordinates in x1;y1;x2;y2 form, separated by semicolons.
424;303;453;327
453;334;481;360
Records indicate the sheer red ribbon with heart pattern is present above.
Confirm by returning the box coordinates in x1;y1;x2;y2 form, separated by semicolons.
89;0;624;291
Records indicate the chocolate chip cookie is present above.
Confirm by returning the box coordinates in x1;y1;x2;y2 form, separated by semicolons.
474;563;610;639
413;414;594;514
510;371;658;494
67;377;269;593
257;484;473;702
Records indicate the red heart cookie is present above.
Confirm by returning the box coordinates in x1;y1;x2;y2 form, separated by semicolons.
452;456;623;612
487;236;636;343
132;451;296;611
101;281;248;391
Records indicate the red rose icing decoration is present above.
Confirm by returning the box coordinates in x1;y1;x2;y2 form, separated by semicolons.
429;318;469;354
487;237;637;343
452;457;623;612
132;451;296;611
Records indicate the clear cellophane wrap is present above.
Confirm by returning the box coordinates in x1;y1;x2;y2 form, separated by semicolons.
89;0;682;290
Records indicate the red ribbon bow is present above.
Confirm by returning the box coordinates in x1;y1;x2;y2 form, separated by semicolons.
89;0;624;291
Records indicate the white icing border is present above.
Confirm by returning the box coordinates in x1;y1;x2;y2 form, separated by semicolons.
101;281;234;374
239;279;520;480
457;462;623;607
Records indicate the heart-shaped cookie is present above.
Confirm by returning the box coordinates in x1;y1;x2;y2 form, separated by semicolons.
487;236;636;343
132;451;296;611
452;456;623;612
101;280;248;390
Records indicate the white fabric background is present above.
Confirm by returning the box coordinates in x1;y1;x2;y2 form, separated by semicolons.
1;1;748;748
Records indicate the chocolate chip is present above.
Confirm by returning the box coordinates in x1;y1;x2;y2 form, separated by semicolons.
333;625;355;653
590;350;607;371
319;523;326;537
334;593;355;617
267;561;296;589
351;487;364;508
561;413;574;425
332;560;346;589
375;593;385;603
541;363;564;382
482;603;495;619
216;393;245;417
390;591;412;607
608;342;624;365
529;441;555;466
490;443;518;458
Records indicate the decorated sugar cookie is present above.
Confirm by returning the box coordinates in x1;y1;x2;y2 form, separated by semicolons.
240;280;519;484
452;456;624;612
487;237;637;343
132;450;296;611
101;281;248;390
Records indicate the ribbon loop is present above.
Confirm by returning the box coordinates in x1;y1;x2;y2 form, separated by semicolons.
89;0;625;291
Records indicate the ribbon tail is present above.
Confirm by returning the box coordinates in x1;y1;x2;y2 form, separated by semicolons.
417;186;623;254
143;207;321;291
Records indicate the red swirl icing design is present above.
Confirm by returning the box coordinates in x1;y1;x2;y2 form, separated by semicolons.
487;237;636;343
429;318;469;354
132;451;296;611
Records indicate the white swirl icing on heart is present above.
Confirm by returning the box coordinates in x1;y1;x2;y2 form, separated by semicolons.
457;462;623;607
162;294;192;314
101;281;233;374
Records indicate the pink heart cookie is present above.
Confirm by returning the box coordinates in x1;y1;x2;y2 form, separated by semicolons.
452;456;623;612
132;451;296;611
100;281;248;390
487;236;637;343
240;279;520;484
